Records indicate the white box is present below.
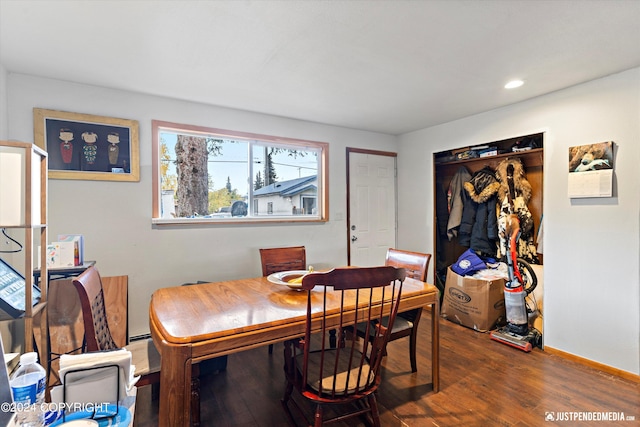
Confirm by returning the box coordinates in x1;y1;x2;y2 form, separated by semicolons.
57;234;84;265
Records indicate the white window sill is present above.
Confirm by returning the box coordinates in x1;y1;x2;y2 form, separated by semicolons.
152;216;327;226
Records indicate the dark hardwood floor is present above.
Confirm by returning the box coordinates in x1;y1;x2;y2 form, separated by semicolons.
134;311;639;426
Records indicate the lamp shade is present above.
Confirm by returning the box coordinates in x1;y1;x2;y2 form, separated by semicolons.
0;143;42;226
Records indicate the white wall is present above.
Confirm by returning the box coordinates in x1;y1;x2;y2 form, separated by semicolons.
398;67;640;375
6;74;397;337
0;64;7;139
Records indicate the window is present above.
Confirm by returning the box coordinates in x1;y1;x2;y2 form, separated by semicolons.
152;120;328;224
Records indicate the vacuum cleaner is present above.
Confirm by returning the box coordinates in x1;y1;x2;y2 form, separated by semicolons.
490;165;541;352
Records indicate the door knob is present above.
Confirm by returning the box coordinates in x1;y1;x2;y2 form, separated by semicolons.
351;235;358;242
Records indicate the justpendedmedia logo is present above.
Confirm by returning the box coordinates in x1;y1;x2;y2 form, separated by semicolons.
545;411;636;422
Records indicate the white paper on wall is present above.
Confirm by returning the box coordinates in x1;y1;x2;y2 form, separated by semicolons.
568;169;613;198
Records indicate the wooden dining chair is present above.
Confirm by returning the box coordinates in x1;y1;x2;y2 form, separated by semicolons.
72;266;201;426
260;246;307;276
281;266;406;427
355;248;431;373
260;246;306;354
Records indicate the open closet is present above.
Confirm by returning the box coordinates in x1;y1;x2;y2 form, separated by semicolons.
432;133;544;332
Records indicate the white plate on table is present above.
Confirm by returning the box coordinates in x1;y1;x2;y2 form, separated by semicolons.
267;270;309;289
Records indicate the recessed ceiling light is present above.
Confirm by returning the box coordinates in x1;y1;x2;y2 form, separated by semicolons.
505;80;524;89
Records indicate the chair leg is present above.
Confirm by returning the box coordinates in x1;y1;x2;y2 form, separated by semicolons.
269;343;274;354
314;404;324;427
409;308;423;373
282;381;293;405
409;328;418;373
329;329;337;348
368;394;381;427
281;382;297;426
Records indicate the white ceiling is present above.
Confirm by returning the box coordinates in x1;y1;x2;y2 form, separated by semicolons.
1;0;639;135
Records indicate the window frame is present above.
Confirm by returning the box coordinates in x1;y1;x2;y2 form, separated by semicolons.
151;120;329;225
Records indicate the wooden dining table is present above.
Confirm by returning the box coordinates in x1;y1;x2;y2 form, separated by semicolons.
149;272;440;427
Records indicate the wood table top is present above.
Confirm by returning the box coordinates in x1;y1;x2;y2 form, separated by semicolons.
150;274;437;346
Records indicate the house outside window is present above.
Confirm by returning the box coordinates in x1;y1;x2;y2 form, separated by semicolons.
152;120;328;224
253;175;318;215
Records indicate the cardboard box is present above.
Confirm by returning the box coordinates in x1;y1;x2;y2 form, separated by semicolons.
441;267;506;332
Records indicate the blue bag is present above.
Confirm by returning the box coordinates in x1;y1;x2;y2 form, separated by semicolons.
451;248;487;276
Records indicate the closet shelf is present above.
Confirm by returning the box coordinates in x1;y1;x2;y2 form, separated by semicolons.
435;148;543;168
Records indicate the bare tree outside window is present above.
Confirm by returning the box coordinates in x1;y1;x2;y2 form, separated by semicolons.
175;135;208;217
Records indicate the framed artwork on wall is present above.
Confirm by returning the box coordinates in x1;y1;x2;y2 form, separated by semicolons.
33;108;140;181
567;141;614;198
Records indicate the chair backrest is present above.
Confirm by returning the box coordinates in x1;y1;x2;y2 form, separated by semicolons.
72;266;119;352
259;246;306;276
294;266;405;399
385;248;431;282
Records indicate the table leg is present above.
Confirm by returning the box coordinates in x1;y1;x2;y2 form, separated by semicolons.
431;297;440;393
157;341;192;427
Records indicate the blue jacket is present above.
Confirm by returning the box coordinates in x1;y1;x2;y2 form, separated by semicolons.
459;167;500;257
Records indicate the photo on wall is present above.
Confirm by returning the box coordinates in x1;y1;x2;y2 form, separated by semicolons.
33;108;140;181
567;141;614;198
568;141;613;173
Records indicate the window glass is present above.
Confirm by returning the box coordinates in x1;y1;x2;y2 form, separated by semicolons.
152;121;328;224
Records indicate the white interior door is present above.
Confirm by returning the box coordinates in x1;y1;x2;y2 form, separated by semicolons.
348;151;397;266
